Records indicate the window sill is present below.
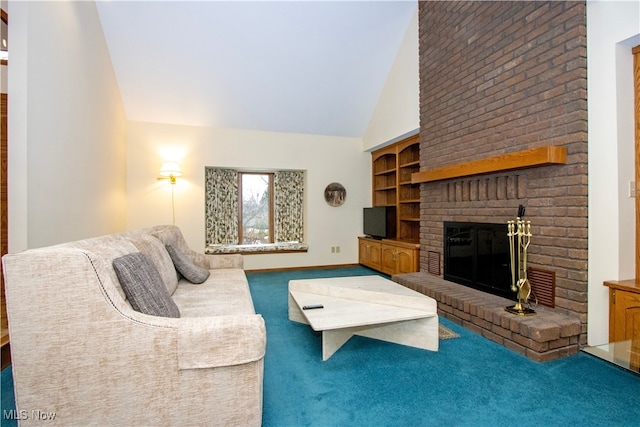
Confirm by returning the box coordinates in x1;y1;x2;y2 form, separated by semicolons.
205;242;309;255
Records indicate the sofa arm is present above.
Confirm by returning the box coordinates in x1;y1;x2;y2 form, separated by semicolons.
190;252;244;269
177;314;266;370
205;253;244;269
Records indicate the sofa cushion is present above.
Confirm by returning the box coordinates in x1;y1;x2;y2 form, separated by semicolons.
172;269;256;317
129;234;179;295
113;252;180;318
166;245;210;284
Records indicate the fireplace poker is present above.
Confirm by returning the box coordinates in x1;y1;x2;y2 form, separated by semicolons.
507;220;517;292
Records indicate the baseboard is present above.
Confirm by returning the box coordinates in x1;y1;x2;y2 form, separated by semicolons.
245;263;362;274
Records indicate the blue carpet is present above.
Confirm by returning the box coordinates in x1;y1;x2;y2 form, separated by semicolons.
1;365;16;427
248;266;640;427
2;266;639;427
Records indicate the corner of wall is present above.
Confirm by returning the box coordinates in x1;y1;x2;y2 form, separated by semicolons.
362;5;419;152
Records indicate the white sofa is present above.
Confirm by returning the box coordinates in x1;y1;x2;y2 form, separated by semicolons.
2;225;266;426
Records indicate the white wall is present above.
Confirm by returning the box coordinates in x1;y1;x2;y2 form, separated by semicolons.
7;1;127;251
587;0;640;345
362;5;419;152
126;121;370;270
123;5;418;271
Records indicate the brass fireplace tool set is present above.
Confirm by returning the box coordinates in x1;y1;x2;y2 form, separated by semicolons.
506;212;536;316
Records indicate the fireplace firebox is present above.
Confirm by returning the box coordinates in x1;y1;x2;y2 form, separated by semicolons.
444;222;516;300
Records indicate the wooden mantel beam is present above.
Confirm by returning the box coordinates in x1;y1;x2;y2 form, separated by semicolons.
411;145;567;184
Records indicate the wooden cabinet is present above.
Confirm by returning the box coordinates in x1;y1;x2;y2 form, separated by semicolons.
359;237;419;275
604;280;640;342
359;237;382;272
381;244;419;275
371;134;420;243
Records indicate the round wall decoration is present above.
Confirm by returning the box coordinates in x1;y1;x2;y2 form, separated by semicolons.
324;182;346;207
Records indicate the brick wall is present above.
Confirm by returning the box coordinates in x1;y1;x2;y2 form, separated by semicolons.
418;1;588;339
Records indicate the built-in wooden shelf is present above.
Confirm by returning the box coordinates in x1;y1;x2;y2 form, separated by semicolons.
374;168;396;176
371;134;420;242
411;145;567;184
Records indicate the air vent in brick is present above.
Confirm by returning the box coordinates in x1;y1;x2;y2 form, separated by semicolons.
527;267;556;308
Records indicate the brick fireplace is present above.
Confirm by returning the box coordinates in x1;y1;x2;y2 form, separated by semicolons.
394;1;587;361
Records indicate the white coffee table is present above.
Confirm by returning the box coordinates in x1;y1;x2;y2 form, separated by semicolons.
288;275;438;360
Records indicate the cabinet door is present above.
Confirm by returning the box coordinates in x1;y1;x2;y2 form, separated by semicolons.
369;243;382;271
358;240;369;265
396;247;417;274
359;240;382;271
611;290;640;342
380;245;397;275
620;291;640;341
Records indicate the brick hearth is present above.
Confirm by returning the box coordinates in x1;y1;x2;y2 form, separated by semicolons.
393;272;581;362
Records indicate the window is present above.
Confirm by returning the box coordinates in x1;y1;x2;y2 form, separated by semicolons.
204;167;307;254
239;172;273;244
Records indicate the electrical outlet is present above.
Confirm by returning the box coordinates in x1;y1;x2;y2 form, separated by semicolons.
336;246;340;253
629;181;636;198
331;246;335;253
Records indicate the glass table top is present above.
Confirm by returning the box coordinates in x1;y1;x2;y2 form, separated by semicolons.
582;339;640;375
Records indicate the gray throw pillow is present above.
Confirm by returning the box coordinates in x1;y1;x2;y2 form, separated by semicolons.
165;245;210;284
113;252;180;318
128;234;179;295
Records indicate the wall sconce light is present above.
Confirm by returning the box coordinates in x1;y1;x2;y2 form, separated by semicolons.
158;161;182;184
157;161;183;225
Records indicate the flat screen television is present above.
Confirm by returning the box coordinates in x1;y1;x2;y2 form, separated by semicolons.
363;207;388;239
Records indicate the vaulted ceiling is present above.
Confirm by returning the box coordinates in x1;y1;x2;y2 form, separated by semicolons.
96;1;417;138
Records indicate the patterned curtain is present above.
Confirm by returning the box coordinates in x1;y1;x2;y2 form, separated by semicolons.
205;168;239;245
274;170;305;242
